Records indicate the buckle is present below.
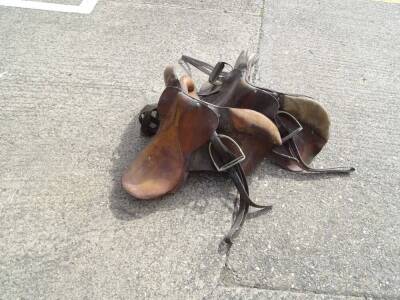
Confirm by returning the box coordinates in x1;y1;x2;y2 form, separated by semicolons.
208;134;246;172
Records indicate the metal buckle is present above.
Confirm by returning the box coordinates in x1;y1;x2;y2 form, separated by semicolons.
208;134;246;172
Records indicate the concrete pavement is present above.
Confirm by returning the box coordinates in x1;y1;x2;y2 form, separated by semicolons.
1;0;399;299
225;1;400;299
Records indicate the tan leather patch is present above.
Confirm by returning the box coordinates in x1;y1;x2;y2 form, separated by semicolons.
282;95;330;141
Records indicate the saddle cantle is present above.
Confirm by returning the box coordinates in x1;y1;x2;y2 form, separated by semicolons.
124;52;355;244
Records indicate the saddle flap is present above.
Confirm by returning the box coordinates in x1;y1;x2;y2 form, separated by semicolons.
122;128;186;199
228;108;282;174
123;81;219;199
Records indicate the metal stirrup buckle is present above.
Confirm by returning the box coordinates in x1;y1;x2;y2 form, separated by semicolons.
208;134;246;172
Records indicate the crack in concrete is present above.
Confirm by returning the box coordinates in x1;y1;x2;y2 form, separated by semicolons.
216;0;267;288
215;0;267;290
252;0;266;83
215;2;398;299
219;273;384;299
113;2;260;17
219;261;397;299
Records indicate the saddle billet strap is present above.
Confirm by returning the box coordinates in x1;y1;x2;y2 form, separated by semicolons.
288;140;355;174
209;132;272;243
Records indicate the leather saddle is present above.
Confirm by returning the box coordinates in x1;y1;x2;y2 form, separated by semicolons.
123;52;354;244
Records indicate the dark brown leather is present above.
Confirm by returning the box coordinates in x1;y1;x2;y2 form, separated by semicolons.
123;87;218;199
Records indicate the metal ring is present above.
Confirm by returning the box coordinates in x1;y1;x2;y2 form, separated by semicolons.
208;134;246;172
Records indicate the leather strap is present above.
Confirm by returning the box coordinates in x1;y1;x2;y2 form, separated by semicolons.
209;132;272;243
288;139;355;174
276;112;354;174
179;55;232;84
179;55;215;77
